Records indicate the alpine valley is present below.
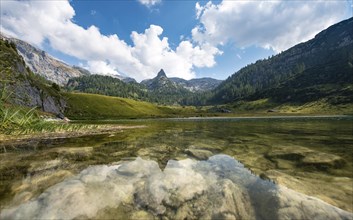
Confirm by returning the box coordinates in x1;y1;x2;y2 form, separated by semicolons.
1;4;353;220
1;18;352;117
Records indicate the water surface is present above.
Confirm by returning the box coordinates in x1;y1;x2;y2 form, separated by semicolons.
1;116;352;217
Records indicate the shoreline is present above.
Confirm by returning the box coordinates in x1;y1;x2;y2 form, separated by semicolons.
0;125;146;145
1;114;351;144
70;114;353;122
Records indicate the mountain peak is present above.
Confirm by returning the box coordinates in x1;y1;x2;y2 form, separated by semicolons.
157;69;167;78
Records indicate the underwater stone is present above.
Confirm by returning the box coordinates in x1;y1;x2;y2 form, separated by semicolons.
184;148;213;160
300;152;345;170
1;155;352;220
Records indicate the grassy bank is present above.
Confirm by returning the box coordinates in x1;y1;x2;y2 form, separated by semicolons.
228;98;353;115
0;89;96;136
64;92;352;120
64;92;199;120
0;104;94;136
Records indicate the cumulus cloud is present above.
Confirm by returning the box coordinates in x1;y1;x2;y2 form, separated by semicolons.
130;25;221;79
193;0;349;52
0;0;220;81
138;0;161;7
87;61;119;76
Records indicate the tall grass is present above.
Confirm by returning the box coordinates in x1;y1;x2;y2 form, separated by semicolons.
0;85;94;135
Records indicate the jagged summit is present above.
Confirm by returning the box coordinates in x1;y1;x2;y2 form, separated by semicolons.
141;69;222;92
157;69;167;78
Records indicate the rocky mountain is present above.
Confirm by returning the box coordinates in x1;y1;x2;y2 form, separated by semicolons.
0;38;66;115
209;17;353;104
138;69;191;104
141;69;180;91
142;69;222;92
1;33;138;86
1;35;88;86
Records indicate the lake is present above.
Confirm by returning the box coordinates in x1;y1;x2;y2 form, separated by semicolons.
1;116;352;219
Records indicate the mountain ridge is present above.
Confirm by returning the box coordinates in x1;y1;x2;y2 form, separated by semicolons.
141;69;222;92
207;17;353;105
0;34;88;86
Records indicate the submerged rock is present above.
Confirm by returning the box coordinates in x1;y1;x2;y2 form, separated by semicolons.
51;147;93;161
301;152;346;170
185;148;213;160
1;155;352;220
266;146;346;170
266;146;313;161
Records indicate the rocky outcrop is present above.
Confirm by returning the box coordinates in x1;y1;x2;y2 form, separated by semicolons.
2;35;88;86
0;37;66;115
8;81;66;115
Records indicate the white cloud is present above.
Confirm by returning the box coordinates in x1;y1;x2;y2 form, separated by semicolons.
90;10;96;15
138;0;161;7
0;0;220;81
87;61;119;76
193;0;349;52
130;25;221;79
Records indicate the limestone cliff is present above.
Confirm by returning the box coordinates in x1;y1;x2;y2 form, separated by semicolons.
0;38;66;115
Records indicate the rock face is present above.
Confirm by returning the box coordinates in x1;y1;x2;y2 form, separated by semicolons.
2;155;352;220
0;37;66;115
4;36;89;86
9;80;66;115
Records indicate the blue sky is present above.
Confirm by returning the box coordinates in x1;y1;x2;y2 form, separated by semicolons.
1;0;352;81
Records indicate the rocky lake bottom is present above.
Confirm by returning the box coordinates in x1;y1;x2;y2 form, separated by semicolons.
0;116;352;219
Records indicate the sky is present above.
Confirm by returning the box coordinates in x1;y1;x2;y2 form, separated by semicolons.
1;0;352;81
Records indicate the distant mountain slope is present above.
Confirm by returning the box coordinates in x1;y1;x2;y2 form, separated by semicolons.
0;38;66;115
66;71;191;105
141;69;181;91
1;33;139;86
170;77;222;92
142;69;222;92
67;74;149;100
0;34;88;86
140;69;193;104
210;17;353;104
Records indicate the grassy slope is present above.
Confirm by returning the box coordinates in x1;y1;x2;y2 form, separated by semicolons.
64;92;199;120
64;92;353;120
225;98;353;115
